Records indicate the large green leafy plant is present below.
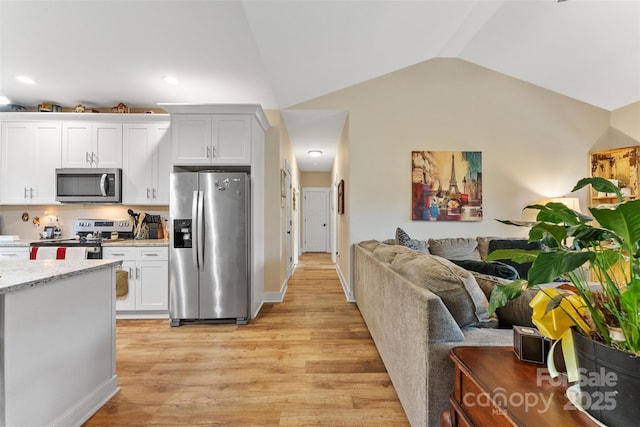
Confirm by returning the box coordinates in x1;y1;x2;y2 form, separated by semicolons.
486;177;640;354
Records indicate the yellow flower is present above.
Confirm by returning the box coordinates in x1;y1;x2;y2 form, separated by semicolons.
529;288;590;340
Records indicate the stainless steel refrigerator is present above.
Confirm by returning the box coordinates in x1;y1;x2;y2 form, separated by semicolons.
169;170;250;326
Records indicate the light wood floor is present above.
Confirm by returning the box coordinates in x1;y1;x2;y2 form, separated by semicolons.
85;252;409;426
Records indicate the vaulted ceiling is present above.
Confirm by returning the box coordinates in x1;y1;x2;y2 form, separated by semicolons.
1;1;638;171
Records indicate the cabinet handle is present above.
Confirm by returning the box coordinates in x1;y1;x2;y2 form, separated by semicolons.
147;188;151;199
110;252;126;257
211;146;216;158
128;267;133;279
29;187;34;198
152;188;157;199
143;253;159;257
206;146;211;158
136;267;140;279
86;152;91;164
24;187;29;199
1;253;18;257
91;152;98;166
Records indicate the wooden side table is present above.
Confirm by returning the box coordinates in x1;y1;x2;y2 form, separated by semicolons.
441;346;597;427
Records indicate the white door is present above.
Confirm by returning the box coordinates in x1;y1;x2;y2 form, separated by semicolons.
303;188;330;252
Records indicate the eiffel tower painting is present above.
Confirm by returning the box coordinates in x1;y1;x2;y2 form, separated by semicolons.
411;150;483;222
448;153;460;195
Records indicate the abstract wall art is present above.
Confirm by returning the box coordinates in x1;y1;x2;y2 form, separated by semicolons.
411;151;483;221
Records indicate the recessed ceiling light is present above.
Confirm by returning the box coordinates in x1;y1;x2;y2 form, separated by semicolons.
163;76;179;85
16;75;35;85
307;150;323;157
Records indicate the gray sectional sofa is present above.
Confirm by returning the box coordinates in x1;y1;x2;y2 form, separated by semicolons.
353;237;543;426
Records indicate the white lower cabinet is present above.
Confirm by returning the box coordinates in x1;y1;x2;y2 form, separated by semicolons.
103;246;168;317
0;247;29;260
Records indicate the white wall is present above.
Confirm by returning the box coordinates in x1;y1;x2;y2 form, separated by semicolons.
292;58;618;286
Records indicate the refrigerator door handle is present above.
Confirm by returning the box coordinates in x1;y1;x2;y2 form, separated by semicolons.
196;190;205;272
191;190;200;269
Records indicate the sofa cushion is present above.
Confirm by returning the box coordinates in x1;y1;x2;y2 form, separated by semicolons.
428;237;481;261
371;242;415;264
395;227;429;253
389;250;497;328
488;239;543;280
450;259;519;280
472;272;539;328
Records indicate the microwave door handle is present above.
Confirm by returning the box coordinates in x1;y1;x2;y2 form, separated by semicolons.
100;173;108;196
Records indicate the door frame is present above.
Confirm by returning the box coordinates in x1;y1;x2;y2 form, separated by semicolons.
284;164;293;278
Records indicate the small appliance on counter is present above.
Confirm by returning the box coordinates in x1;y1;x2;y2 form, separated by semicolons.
40;225;61;240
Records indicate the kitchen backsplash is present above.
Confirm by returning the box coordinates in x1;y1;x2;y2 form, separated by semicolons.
0;205;168;240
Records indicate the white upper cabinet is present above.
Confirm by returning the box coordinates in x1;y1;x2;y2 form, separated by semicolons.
122;123;170;205
62;122;122;168
1;122;61;204
171;114;251;165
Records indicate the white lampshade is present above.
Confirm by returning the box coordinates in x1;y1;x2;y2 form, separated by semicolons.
521;197;582;223
549;197;581;213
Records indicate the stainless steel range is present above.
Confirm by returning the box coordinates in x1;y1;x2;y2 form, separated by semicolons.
30;219;134;259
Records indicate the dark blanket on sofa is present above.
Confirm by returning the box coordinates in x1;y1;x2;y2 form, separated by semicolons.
450;259;519;280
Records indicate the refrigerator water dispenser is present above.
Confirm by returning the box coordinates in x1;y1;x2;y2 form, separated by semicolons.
173;219;192;248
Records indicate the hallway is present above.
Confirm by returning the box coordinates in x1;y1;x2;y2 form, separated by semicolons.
85;252;409;426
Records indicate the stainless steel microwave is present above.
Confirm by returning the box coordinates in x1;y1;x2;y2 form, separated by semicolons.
55;168;122;203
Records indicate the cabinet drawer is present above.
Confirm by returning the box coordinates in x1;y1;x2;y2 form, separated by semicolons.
103;247;137;259
139;247;168;260
104;246;168;261
0;247;29;260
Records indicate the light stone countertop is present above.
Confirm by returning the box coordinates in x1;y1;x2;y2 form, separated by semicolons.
0;259;122;294
0;239;33;247
0;238;169;248
103;239;169;247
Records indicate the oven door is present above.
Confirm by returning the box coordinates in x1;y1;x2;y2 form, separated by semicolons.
29;242;102;259
55;168;122;203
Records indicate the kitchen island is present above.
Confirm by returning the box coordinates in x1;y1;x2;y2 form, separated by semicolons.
0;259;121;426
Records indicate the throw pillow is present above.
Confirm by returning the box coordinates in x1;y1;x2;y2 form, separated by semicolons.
450;259;519;281
395;227;429;253
428;237;481;261
488;239;543;280
390;251;497;328
473;272;541;328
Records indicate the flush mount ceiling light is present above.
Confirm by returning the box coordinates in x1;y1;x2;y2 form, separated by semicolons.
307;150;323;157
163;75;179;85
16;75;35;84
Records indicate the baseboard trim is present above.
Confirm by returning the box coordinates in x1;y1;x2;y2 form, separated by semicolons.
336;263;354;302
53;375;119;427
